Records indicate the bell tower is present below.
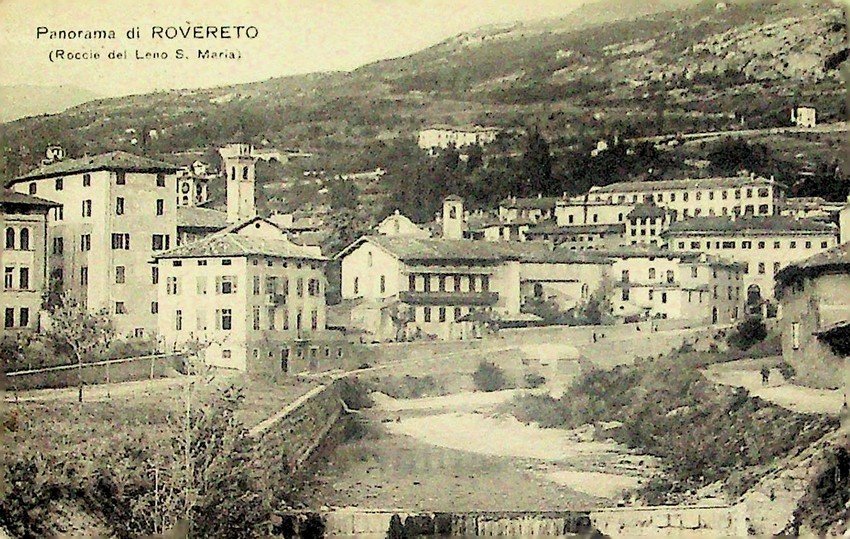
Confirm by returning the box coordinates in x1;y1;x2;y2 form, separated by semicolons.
442;195;464;240
220;143;257;223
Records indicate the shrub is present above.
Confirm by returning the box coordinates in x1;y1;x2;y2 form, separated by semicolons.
727;317;768;351
777;361;796;382
472;361;507;392
524;372;547;389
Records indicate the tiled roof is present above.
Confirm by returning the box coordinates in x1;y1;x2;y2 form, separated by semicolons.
499;196;563;209
785;242;850;270
526;223;625;235
0;189;59;208
11;151;179;184
627;202;670;219
662;216;837;236
775;243;850;292
177;206;228;230
358;235;510;263
590;175;774;194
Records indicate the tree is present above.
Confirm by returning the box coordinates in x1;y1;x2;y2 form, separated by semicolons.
47;292;116;402
519;128;554;196
327;176;360;212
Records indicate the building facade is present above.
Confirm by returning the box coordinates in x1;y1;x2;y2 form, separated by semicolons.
7;151;179;337
1;191;57;334
662;215;839;305
154;217;347;373
775;243;850;395
417;125;501;153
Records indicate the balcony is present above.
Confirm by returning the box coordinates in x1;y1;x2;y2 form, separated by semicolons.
399;290;499;306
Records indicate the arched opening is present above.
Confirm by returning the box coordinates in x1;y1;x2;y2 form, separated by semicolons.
19;228;29;250
746;285;762;315
533;283;544;299
5;227;14;249
712;307;718;324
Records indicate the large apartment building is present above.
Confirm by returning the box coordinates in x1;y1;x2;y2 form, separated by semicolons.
1;190;57;334
7;152;179;336
417;125;501;153
153;216;347;373
662;215;839;307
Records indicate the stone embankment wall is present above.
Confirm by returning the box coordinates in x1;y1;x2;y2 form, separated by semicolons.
250;377;358;472
275;505;748;537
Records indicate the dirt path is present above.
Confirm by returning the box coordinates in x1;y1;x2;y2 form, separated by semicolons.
703;363;844;416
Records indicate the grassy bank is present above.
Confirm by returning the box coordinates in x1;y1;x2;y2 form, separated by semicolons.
504;349;838;505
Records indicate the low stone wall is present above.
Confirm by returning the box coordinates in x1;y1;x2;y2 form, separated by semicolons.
590;504;746;537
4;353;186;391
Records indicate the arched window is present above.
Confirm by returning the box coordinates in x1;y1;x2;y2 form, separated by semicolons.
5;228;14;249
19;228;29;250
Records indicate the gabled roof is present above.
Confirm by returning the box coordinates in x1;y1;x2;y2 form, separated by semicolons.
662;216;837;236
177;206;228;230
10;151;179;184
155;216;325;261
337;235;510;263
0;189;60;208
627;202;670;219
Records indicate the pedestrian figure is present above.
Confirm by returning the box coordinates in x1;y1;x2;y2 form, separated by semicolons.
592;332;597;343
760;366;770;386
636;325;641;332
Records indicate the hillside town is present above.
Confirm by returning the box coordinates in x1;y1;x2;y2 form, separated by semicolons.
2;0;850;537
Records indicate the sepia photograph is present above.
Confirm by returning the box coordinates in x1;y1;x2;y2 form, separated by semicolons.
1;0;849;536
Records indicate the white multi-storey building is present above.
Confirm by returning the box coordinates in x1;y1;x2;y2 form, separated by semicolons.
417;125;501;153
7;151;179;337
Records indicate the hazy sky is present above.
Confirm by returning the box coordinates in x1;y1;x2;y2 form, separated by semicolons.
0;0;591;97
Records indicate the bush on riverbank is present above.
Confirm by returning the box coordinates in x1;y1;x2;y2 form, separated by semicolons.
473;361;508;392
506;350;839;504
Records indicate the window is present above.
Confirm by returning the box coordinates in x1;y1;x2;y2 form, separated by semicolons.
115;302;127;315
790;241;797;249
805;241;812;249
176;309;183;330
661;292;667;304
379;276;386;294
4;228;12;249
683;192;689;202
691;267;698;278
792;322;800;350
311;310;318;330
80;266;88;286
734;189;741;200
111;233;130;250
166;276;179;295
54;206;63;221
309;278;321;296
648;268;656;280
670;193;676;202
353;277;359;295
424;307;432;322
253;276;261;295
367;251;373;267
151;266;159;284
741;241;752;249
621;270;629;283
222;350;232;359
53;237;64;255
82;173;91;186
222;259;231;266
4;308;13;328
198;260;207;266
268;308;276;330
28;183;36;195
666;270;674;284
152;234;170;251
218;276;236;294
648;290;654;301
80;234;91;251
252;307;260;331
116;197;125;215
19;308;29;328
454;307;462;321
757;241;765;249
691;241;700;250
758;204;769;215
116;171;126;185
55;178;63;190
156;173;166;187
156;199;164;216
4;267;12;289
774;241;780;249
758;262;765;275
219;309;233;330
696;191;702;201
722;241;735;249
821;241;828;249
481;275;490;291
297;277;304;297
115;266;125;284
439;307;446;322
774;262;780;275
82;199;92;217
151;301;158;314
622;288;630;301
17;268;28;290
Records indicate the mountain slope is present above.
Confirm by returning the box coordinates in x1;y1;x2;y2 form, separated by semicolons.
0;0;844;177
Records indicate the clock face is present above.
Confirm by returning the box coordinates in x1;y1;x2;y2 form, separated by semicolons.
180;181;191;194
